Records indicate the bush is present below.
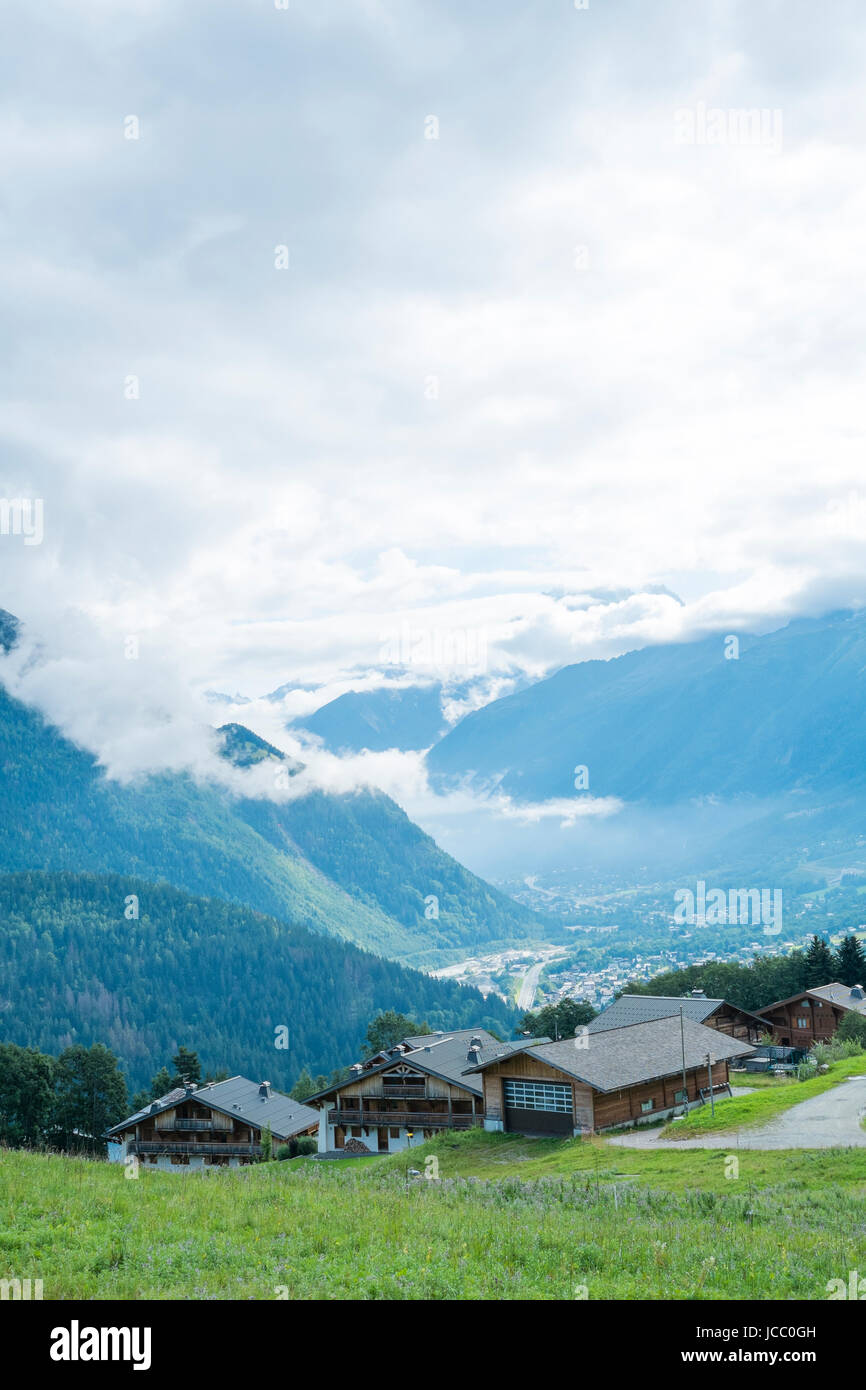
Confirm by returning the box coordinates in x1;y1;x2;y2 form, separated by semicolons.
275;1145;292;1161
295;1137;317;1156
810;1037;862;1066
836;1012;866;1047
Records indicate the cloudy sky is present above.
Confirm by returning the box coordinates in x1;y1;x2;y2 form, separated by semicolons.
2;0;866;790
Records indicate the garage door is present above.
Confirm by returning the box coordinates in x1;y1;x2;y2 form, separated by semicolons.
503;1078;573;1134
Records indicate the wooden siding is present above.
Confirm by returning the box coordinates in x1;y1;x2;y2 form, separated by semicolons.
591;1063;724;1130
703;1005;763;1043
480;1055;594;1132
759;999;844;1046
331;1071;478;1103
480;1054;730;1133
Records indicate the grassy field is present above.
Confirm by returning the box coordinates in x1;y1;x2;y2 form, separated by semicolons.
730;1070;800;1088
2;1136;865;1301
662;1055;866;1138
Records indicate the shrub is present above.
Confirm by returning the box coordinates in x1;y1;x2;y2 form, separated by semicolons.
810;1037;862;1066
275;1145;292;1161
295;1137;317;1156
837;1012;866;1047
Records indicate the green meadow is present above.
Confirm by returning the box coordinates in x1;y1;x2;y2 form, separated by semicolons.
2;1133;865;1301
663;1055;866;1137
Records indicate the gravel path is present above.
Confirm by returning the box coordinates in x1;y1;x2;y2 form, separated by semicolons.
607;1075;866;1150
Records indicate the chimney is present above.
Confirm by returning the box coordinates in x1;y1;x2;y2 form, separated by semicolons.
259;1081;271;1100
467;1044;481;1063
851;985;864;1000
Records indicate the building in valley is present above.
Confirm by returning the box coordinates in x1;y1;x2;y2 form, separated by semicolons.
586;990;767;1043
305;1029;502;1154
107;1077;318;1170
465;1016;754;1136
756;981;866;1047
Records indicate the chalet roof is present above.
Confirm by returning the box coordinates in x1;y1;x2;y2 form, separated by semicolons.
107;1077;318;1140
757;982;866;1018
463;1016;754;1093
304;1029;504;1105
586;994;766;1032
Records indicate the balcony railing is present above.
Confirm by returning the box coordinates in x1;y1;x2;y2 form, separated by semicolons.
131;1142;261;1157
381;1085;428;1098
172;1119;218;1130
327;1110;482;1130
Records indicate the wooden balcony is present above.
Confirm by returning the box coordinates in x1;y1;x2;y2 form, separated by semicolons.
380;1085;428;1098
328;1110;482;1130
131;1141;261;1157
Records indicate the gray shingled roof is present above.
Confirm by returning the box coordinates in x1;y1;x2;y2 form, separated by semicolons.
805;982;866;1015
464;1016;754;1093
107;1077;318;1140
587;994;723;1031
305;1029;503;1105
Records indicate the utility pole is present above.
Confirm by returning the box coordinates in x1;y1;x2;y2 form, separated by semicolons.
706;1053;715;1117
679;1007;688;1113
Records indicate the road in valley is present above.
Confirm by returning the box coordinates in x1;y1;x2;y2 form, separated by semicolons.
517;960;545;1011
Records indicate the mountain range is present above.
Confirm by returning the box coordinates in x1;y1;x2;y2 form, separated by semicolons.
0;612;547;968
288;683;448;753
423;609;866;887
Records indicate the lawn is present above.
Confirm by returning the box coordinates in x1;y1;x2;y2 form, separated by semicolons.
730;1071;800;1089
2;1140;865;1301
662;1054;866;1138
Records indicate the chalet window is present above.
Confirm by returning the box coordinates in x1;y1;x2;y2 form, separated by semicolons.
640;1099;654;1113
796;1017;809;1028
350;1126;362;1137
674;1089;687;1103
503;1080;572;1113
389;1128;400;1138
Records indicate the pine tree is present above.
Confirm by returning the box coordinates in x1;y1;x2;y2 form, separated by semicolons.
149;1066;172;1099
290;1067;315;1100
804;935;836;988
170;1048;202;1088
836;934;866;987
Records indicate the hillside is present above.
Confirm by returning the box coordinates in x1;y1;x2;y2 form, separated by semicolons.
0;871;517;1091
0;676;548;966
288;683;447;753
3;1138;863;1300
427;610;866;804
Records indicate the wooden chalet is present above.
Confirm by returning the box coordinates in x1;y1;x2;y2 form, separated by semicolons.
587;990;766;1043
305;1030;501;1154
756;981;866;1047
464;1016;754;1135
107;1077;318;1169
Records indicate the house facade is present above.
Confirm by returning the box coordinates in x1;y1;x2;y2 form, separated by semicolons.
306;1030;499;1154
757;982;866;1046
106;1077;318;1170
466;1016;754;1135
